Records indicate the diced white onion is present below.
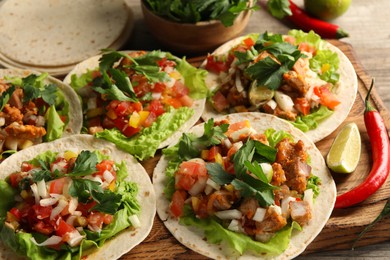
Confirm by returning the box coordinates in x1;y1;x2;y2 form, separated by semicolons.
274;91;295;112
68;197;78;215
87;97;97;110
30;183;40;205
0;117;5;126
103;170;115;184
128;215;141;228
66;215;77;225
37;179;49;199
50;199;68;220
30;235;62;246
235;71;244;93
206;178;221;191
67;230;84;247
260;163;273;182
269;205;282;216
36;116;46;127
227;219;241;232
73;211;82;216
151;92;162;100
188;176;208;196
304;189;314;210
51;160;68;173
223;138;232;149
230;127;255;142
5;136;18;150
266;99;277;110
281;197;296;218
204;185;213;195
40;197;59;207
252;207;267;222
214;209;242;220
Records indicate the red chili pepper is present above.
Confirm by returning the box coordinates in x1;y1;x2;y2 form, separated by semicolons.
334;79;390;208
287;0;348;39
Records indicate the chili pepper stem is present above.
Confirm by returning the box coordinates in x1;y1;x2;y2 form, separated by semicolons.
365;79;376;112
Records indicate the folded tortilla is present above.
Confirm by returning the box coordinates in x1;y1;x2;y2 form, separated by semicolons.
0;134;156;259
153;112;336;259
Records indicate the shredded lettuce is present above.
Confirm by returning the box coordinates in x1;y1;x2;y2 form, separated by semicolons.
292;106;334;132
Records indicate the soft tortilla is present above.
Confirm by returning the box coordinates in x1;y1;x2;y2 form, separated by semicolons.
0;0;131;67
63;51;205;149
0;134;156;260
201;35;358;143
0;68;82;137
153;112;336;259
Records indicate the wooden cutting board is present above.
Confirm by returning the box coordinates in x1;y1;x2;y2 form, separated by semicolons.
121;40;390;259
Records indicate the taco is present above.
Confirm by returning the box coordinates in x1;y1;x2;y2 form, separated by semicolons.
201;30;358;142
153;112;336;259
0;134;156;259
63;50;208;160
0;69;82;161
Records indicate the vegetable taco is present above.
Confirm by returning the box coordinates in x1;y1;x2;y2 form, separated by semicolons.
202;30;358;142
0;69;82;161
153;112;336;259
63;50;208;161
0;134;156;259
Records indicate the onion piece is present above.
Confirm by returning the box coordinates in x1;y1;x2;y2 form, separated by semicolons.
206;178;220;191
128;215;141;228
227;219;241;232
68;197;78;215
30;183;40;205
30;235;62;247
50;199;68;220
37;179;49;199
103;170;115;184
281;196;296;218
188;176;208;196
40;197;59;207
67;230;84;247
252;207;267;222
274;91;295;112
214;209;242;220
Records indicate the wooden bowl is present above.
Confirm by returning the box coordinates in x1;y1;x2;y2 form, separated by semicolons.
141;1;252;55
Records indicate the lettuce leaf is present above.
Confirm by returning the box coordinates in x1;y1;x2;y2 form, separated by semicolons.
309;49;340;84
175;57;208;99
180;215;301;256
0;181;17;219
96;106;193;160
44;105;65;142
292;106;334;132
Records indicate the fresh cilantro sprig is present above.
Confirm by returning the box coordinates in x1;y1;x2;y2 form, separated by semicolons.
20;74;58;105
206;163;235;185
68;150;98;177
0;85;15;111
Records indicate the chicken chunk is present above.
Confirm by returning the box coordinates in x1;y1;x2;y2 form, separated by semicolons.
5;122;46;140
283;70;309;96
290;200;312;226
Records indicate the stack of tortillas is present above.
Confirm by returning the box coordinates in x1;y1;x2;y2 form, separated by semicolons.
0;0;134;76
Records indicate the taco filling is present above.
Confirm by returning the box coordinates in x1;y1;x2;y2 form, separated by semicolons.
69;50;208;160
0;73;74;159
0;149;142;259
161;118;320;256
204;30;342;133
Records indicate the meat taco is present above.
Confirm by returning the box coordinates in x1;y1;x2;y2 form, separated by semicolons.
153;112;336;259
202;30;358;142
0;69;82;161
0;134;156;259
63;50;208;161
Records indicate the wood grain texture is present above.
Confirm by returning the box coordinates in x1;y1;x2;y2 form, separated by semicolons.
118;40;390;259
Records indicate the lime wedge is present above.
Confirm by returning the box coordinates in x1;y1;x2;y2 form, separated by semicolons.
326;122;361;173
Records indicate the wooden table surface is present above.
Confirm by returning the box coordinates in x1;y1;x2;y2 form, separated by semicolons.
125;0;390;259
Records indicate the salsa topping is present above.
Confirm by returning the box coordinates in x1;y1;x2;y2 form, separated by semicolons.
205;30;341;132
164;119;320;247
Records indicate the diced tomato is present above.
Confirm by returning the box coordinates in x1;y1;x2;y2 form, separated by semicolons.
8;172;23;188
143;111;157;127
87;212;104;229
284;36;296;45
60;115;67;123
298;42;316;55
205;55;230;73
32;205;52;220
153;82;166;93
294;98;311;115
122;125;141;138
172;81;189;98
114;102;131;116
34;221;54;235
170;190;187;218
179;95;193;107
243;37;255;48
157;57;176;69
148;100;164;116
164;97;182;109
106;100;121;111
212;91;229;113
113;117;128;131
96;160;114;174
21;162;35;172
55;218;75;237
132;74;152;97
176;160;208;190
176;175;196;190
102;117;115;129
313;86;341;110
103;214;114;225
207;146;222;162
49;177;67;194
50;158;69;173
9;207;22;220
91;70;102;79
77;201;97;216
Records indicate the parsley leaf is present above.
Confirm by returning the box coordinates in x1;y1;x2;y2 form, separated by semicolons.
99;51;130;72
254;141;277;162
232;139;255;178
91;190;122;214
206;163;235;185
231;179;275;207
69;151;98;177
69;179;103;203
0;85;15;111
20;74;57;105
108;68;137;100
41;84;58;105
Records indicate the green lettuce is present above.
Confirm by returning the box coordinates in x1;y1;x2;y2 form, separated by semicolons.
0;181;17;219
309;49;340;84
292;106;334;132
96;106;194;160
180;215;301;256
175;58;208;99
44;105;65;142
